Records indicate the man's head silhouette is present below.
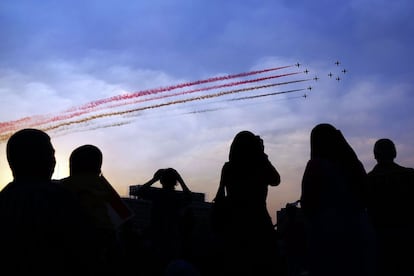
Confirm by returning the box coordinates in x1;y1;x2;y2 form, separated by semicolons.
374;138;397;163
6;128;56;181
69;144;103;176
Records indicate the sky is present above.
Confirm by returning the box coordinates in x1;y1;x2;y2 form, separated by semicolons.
1;0;413;223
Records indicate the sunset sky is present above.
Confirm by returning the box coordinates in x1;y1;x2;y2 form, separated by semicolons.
1;0;413;223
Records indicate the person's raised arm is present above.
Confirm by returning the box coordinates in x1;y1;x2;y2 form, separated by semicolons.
264;154;281;186
213;164;228;202
136;169;165;197
174;170;191;194
143;169;165;187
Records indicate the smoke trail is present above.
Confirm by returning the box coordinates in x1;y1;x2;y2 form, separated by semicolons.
186;108;223;114
51;72;301;122
0;72;304;134
0;66;310;142
184;89;306;114
0;82;310;143
64;65;294;112
0;116;39;133
0;70;300;133
0;78;311;142
51;120;133;138
90;72;301;112
228;88;305;101
34;78;312;132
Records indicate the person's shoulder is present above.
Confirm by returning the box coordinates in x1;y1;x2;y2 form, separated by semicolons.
389;164;414;174
401;166;414;179
305;158;327;169
0;181;15;193
220;161;232;173
403;166;414;173
368;163;414;182
0;182;17;203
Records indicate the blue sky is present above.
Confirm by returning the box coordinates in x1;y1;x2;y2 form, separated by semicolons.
1;0;413;222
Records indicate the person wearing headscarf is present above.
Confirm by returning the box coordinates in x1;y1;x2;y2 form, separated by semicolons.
301;123;375;276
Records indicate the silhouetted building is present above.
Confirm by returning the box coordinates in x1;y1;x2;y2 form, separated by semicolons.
123;185;214;273
129;185;206;201
276;201;309;276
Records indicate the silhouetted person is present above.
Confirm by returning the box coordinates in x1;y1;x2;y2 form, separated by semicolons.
136;168;194;275
60;144;124;275
300;123;375;276
366;138;414;276
212;130;281;275
0;129;96;275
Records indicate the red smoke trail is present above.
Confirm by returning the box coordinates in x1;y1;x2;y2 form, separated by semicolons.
64;65;293;112
0;71;301;134
0;78;311;142
0;116;38;133
0;66;307;141
48;78;310;131
0;79;310;143
92;72;301;112
0;66;297;133
28;78;311;134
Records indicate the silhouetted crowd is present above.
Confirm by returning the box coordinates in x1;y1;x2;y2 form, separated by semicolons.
0;124;413;276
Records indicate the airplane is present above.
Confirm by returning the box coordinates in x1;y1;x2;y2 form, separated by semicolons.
328;72;333;77
313;76;319;81
295;62;301;68
336;76;341;81
342;69;347;73
307;86;312;90
304;69;309;74
335;60;340;66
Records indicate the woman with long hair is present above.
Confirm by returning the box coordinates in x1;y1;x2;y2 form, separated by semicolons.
213;130;281;275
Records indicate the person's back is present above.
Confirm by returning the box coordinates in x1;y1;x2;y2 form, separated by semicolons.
61;145;114;235
137;168;192;236
136;168;194;274
300;123;375;276
367;139;414;228
366;138;414;276
212;130;281;275
218;131;280;231
0;179;94;275
60;144;123;275
0;129;96;276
